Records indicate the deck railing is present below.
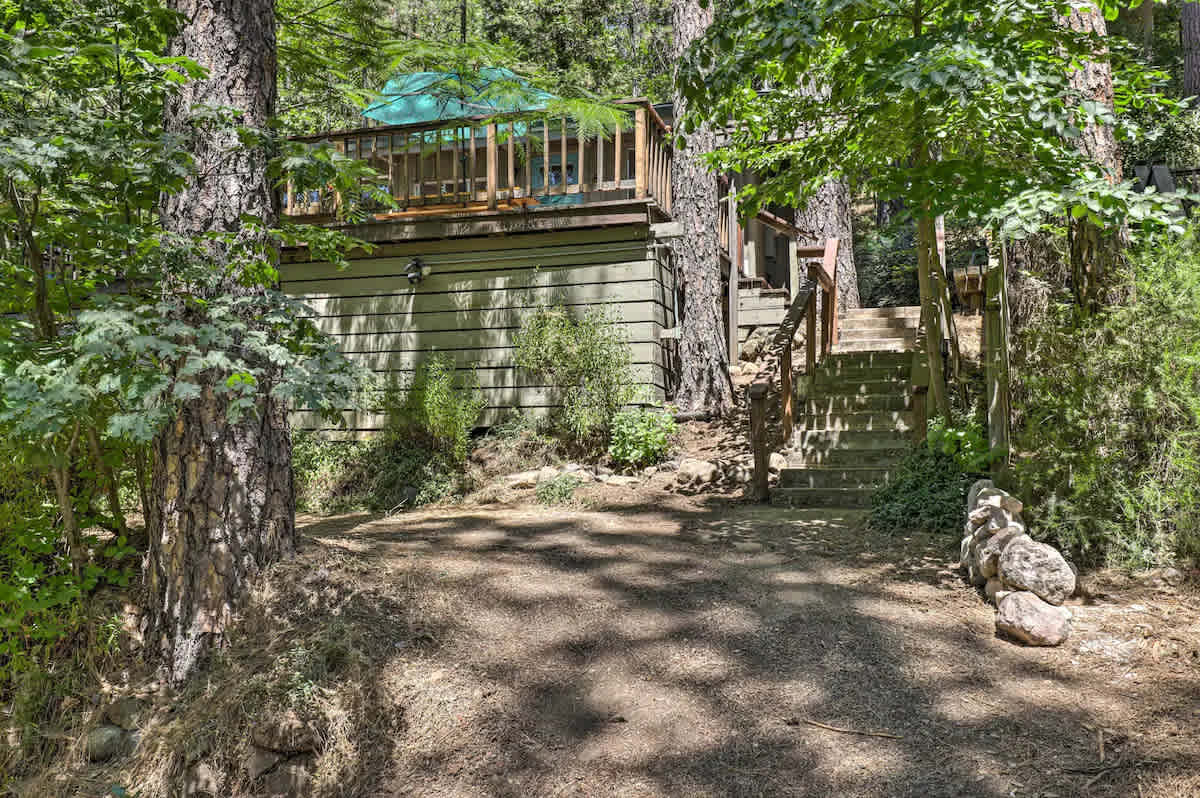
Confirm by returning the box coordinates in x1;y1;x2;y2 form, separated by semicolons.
747;239;840;501
282;99;671;220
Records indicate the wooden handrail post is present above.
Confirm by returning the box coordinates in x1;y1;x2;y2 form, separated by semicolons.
806;264;818;392
824;238;840;351
781;339;794;442
749;383;769;502
634;106;648;198
486;123;498;209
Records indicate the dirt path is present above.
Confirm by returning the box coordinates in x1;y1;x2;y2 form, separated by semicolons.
293;490;1200;798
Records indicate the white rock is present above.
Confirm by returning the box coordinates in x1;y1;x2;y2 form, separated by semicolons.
967;505;992;528
768;452;787;473
642;466;658;477
677;458;719;486
978;528;1026;579
605;475;639;487
507;470;539;489
984;578;1011;605
996;591;1071;646
959;536;973;569
563;463;584;473
976;487;1023;515
998;537;1076;605
967;478;994;511
536;466;560;483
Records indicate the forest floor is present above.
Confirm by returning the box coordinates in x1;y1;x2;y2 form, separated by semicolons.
23;477;1200;798
210;483;1200;797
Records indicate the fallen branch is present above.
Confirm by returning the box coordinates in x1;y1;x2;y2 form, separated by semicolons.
785;717;903;740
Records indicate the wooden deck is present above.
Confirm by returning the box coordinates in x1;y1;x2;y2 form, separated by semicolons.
282;99;672;223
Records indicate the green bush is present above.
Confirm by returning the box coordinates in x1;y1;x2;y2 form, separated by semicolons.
1011;229;1200;568
927;417;999;473
608;406;676;468
869;446;972;535
386;355;484;463
535;473;581;506
514;306;636;446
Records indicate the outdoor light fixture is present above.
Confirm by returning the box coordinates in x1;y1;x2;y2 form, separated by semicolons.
406;257;430;285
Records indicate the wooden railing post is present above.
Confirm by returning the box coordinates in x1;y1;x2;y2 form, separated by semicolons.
749;383;769;502
806;264;818;390
823;238;840;351
780;339;794;442
486;123;498;209
634;106;648;198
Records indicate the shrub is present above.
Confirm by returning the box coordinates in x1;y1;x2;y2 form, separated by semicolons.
608;406;676;468
1011;229;1200;568
514;306;636;446
386;355;484;463
869;446;972;535
535;473;581;506
927;417;998;473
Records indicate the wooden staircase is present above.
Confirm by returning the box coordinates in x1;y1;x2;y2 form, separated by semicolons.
773;306;923;508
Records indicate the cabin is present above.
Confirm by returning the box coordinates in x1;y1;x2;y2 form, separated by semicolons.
279;72;814;435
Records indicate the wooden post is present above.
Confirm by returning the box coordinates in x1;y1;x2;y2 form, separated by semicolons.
614;118;623;183
542;119;551;194
749;383;769;502
597;126;606;188
453;127;463;202
285;179;295;215
985;232;1012;470
727;186;740;364
486;123;498;210
507;122;516;197
788;241;801;302
822;288;834;359
806;264;818;391
634;106;648;198
560;117;568;195
824;238;840;349
577;127;586;192
781;340;794;442
401;134;410;208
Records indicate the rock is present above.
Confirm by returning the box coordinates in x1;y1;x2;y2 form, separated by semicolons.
575;470;595;483
984;578;1011;605
739;328;770;362
959;536;973;569
183;762;223;797
251;711;317;754
967;505;992;528
247;748;284;780
103;697;145;730
978;527;1025;579
657;460;677;472
967;556;987;587
536;466;560;483
642;466;658;477
86;724;127;762
605;475;639;487
563;463;584;473
677;458;719;486
996;591;1071;646
261;761;310;797
768;452;787;473
967;479;995;511
597;465;614;476
1143;566;1185;589
507;470;539;489
998;537;1076;605
726;463;752;484
976;487;1023;515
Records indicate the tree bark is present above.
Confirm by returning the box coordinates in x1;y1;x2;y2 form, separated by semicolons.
670;0;733;414
149;0;294;685
795;179;860;311
1063;4;1124;309
1185;1;1200;98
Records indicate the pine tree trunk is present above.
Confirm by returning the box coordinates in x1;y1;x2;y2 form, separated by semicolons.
148;0;294;685
795;179;860;311
1185;1;1200;98
1063;3;1124;308
671;0;733;414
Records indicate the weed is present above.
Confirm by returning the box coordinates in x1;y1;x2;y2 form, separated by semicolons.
535;474;582;506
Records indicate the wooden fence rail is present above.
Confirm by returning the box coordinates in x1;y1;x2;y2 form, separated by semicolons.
747;238;840;502
282;99;670;221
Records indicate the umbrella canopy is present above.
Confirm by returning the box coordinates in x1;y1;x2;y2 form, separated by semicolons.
362;67;554;127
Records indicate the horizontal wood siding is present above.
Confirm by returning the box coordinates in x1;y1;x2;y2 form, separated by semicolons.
281;225;676;435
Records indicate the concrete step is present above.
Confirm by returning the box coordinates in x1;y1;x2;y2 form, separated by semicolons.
843;305;921;319
786;446;908;467
839;315;920;330
805;393;912;413
794;428;913;452
799;411;915;433
777;466;892;490
812;378;914;396
771;486;875;508
816;363;909;381
823;351;917;368
832;338;917;353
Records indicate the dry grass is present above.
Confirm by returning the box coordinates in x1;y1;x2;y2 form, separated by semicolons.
12;480;1200;797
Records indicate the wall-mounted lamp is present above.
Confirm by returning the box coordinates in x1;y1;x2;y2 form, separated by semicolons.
406;257;431;285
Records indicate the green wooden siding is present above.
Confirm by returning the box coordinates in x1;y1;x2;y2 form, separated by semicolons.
280;224;676;435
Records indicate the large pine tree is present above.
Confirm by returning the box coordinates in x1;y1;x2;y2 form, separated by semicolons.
148;0;295;683
671;0;734;414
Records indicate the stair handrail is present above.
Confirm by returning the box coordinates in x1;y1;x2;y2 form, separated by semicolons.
909;307;930;446
747;237;840;502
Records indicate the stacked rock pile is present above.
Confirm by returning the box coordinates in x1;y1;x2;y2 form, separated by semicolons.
961;480;1077;646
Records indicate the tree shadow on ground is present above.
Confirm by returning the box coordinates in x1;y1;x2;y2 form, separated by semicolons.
294;498;1200;798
